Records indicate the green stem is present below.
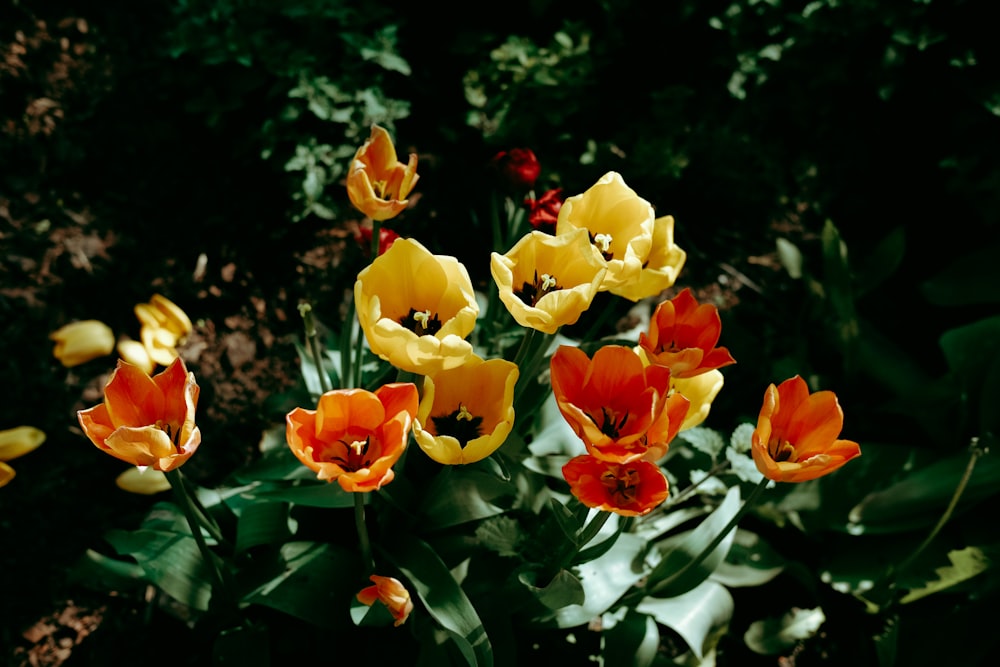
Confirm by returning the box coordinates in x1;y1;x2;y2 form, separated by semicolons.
355;492;375;576
667;459;733;508
647;475;769;596
339;298;355;391
299;302;332;395
166;469;237;615
369;219;382;261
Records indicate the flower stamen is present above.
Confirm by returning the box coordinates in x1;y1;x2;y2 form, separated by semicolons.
514;270;562;307
400;308;442;336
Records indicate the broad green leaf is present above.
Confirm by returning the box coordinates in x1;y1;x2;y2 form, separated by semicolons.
380;534;493;667
900;546;991;604
821;219;859;349
235;502;294;553
243;541;357;627
241;480;357;508
475;516;521;557
710;529;785;588
637;580;734;659
70;548;146;592
602;609;660;667
939;316;1000;377
922;243;1000;306
744;607;825;655
419;467;513;530
518;567;585;610
855;226;905;296
646;486;742;597
105;528;213;611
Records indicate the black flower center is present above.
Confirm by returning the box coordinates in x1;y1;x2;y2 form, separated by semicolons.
431;403;484;445
588;407;629;439
515;271;561;307
400;308;442;336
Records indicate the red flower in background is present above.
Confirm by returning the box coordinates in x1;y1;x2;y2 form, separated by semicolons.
492;148;541;190
524;188;563;234
356;225;401;257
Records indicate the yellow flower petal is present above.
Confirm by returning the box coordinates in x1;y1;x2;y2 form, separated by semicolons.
115;466;171;494
0;426;46;462
117;338;156;374
0;461;15;488
50;320;116;367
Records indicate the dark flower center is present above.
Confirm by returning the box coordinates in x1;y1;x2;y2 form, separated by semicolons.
431;403;483;445
515;270;561;307
769;437;796;462
589;232;615;261
400;308;442;336
588;406;629;439
320;435;375;471
601;467;640;505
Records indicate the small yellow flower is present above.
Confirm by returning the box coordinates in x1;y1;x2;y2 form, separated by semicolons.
555;171;655;293
134;294;193;367
0;426;46;489
413;356;519;465
672;370;724;431
611;215;687;301
490;229;607;334
347;124;419;221
50;320;116;367
355;238;478;375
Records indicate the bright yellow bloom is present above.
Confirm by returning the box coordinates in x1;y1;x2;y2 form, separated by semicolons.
50;320;115;367
611;215;687;302
490;229;607;334
672;370;724;431
555;171;655;293
347;124;419;221
356;575;414;626
413;356;519;465
355;238;478;375
751;375;862;483
0;426;46;489
135;294;193;367
77;358;201;472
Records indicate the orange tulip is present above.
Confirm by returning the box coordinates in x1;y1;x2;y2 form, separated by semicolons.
638;288;736;378
751;375;861;483
356;575;414;626
285;383;418;492
549;345;689;463
77;358;201;472
563;454;669;517
346;124;419;221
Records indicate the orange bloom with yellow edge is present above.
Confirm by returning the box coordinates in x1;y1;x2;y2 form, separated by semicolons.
612;215;687;302
285;383;418;492
550;345;689;463
563;454;669;517
357;575;414;626
555;171;655;293
638;288;736;378
77;358;201;472
413;356;519;465
347;124;419;221
355;238;478;375
490;229;607;334
751;375;861;483
50;320;115;367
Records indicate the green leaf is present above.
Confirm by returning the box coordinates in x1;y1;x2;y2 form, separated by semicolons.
105;528;213;611
744;606;825;655
475;516;521;557
602;609;660;667
242;480;357;508
243;541;357;627
645;486;741;597
235;502;294;554
855;226;905;296
419;467;513;530
677;427;726;459
637;580;734;659
518;567;585;610
939;316;1000;377
710;529;785;588
70;548;146;593
900;546;991;604
213;623;270;667
922;243;1000;306
380;534;493;667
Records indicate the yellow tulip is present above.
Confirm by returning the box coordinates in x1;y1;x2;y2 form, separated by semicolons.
115;466;171;495
346;124;419;221
555;171;655;293
0;461;14;488
413;356;519;465
134;294;193;367
355;238;478;375
490;229;607;334
672;370;724;431
50;320;116;367
117;338;155;374
611;215;687;302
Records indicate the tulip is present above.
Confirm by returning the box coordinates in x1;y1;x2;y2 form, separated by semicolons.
346;124;419;221
611;215;687;302
490;229;607;334
135;294;193;367
555;171;655;292
115;466;171;495
117;337;155;374
751;375;862;483
524;188;563;234
413;356;519;465
672;370;725;431
356;575;414;626
355;238;478;375
550;345;689;463
285;383;418;492
638;288;736;378
492;148;541;190
0;426;46;489
77;358;201;472
563;454;670;517
356;224;401;258
50;319;115;367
